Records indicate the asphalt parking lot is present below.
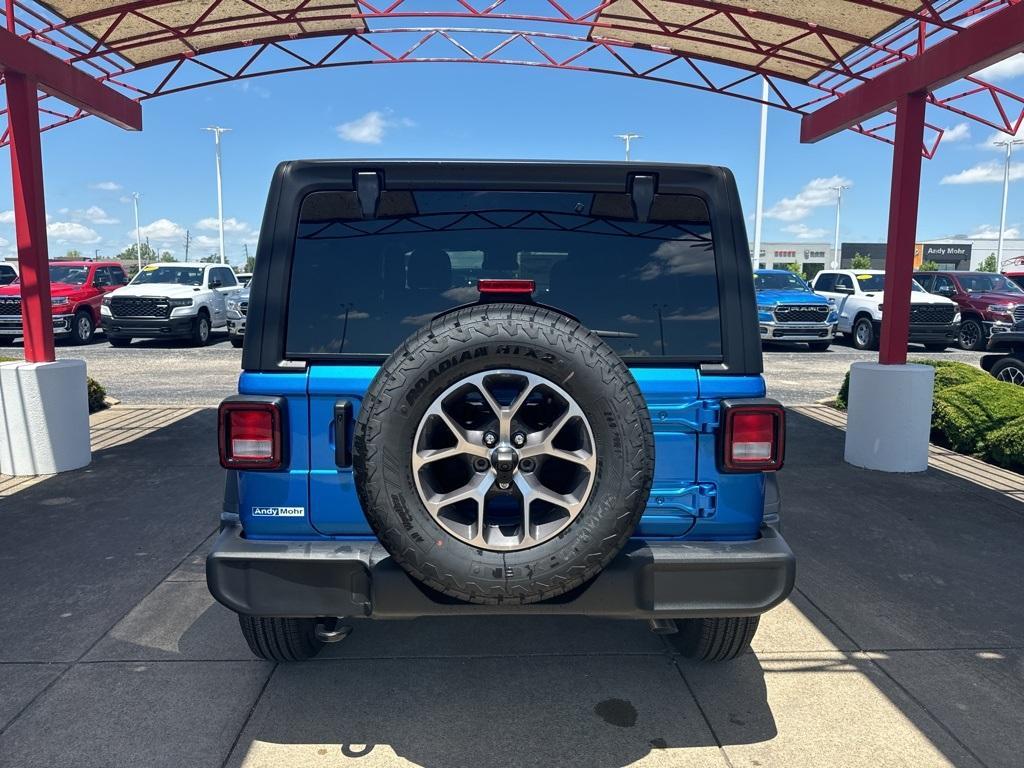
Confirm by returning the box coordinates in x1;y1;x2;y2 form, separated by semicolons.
1;334;990;406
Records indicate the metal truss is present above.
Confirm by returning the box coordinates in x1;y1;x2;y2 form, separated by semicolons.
1;0;1023;156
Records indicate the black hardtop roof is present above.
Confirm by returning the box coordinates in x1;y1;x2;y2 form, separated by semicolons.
274;159;733;192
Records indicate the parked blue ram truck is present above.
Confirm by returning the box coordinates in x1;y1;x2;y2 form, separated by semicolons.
755;269;837;351
207;160;796;664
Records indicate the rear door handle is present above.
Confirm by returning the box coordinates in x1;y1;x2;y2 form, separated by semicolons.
334;399;353;468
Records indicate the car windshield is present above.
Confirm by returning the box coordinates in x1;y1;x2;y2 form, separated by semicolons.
958;274;1024;294
854;274;924;292
755;272;809;292
49;265;89;286
287;189;722;360
131;266;204;286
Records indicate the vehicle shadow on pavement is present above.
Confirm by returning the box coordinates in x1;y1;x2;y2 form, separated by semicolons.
220;617;775;768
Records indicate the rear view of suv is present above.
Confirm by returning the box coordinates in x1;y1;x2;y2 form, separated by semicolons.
207;161;795;665
916;271;1024;350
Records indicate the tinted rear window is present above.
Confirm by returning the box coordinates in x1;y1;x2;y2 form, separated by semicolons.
286;190;721;360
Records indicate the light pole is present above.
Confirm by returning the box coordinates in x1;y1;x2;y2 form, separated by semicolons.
752;76;769;266
131;192;142;272
203;126;231;265
831;185;849;269
994;138;1023;268
614;133;642;162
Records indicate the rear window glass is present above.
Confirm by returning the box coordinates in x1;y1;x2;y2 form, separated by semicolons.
286;190;721;360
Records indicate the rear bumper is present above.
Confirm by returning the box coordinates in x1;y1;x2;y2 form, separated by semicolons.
102;315;194;338
206;521;795;620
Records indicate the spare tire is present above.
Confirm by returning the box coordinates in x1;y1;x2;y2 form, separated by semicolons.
353;303;654;605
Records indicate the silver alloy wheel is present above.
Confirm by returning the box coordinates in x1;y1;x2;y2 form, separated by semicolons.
411;369;597;552
198;317;209;342
76;314;92;342
855;320;872;348
996;365;1024;386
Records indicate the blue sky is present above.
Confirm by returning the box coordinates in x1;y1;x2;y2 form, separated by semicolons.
0;53;1022;267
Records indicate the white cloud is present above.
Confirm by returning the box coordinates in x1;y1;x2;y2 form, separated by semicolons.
64;205;118;225
90;181;122;191
0;237;9;248
134;218;185;240
196;216;249;233
47;221;101;244
194;234;220;248
0;210;14;224
940;123;970;144
979;122;1024;150
765;176;851;222
941;161;1024;184
335;110;413;144
782;223;828;240
974;53;1024;83
968;224;1021;239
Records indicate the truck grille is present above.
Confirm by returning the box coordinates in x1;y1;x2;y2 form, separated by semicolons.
109;296;170;319
0;298;21;316
239;301;248;317
1013;305;1024;324
773;304;829;323
910;304;955;324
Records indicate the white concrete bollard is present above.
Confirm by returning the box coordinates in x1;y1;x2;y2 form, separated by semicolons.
844;362;935;473
0;359;91;476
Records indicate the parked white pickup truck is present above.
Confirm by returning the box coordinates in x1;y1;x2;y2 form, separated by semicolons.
101;262;241;347
811;269;960;351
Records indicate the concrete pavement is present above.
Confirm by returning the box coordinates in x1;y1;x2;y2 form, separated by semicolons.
0;408;1021;767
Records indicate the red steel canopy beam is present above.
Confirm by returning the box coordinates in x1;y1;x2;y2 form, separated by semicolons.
0;26;141;130
800;0;1024;143
1;19;141;362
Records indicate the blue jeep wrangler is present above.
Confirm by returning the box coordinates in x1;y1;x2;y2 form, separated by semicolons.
755;269;837;351
207;160;795;663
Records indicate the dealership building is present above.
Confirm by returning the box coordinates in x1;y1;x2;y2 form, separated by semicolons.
840;238;1024;271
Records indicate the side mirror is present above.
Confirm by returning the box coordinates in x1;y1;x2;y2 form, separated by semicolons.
94;279;109;288
122;277;130;285
209;278;223;289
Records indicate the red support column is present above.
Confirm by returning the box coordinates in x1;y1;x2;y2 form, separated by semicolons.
878;91;926;366
5;71;54;363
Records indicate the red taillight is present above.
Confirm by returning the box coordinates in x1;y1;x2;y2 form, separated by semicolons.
722;403;785;472
477;278;535;295
219;400;283;470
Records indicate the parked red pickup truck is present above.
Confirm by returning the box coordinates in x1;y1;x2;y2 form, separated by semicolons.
916;270;1024;350
0;260;128;345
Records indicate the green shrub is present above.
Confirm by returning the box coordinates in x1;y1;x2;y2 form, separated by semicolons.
1;356;107;414
835;359;985;410
87;377;107;413
987;416;1024;472
932;378;1024;455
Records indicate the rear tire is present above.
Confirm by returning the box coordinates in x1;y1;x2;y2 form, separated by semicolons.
807;341;830;352
669;616;760;662
851;316;877;351
230;336;244;348
238;615;325;661
107;335;131;348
